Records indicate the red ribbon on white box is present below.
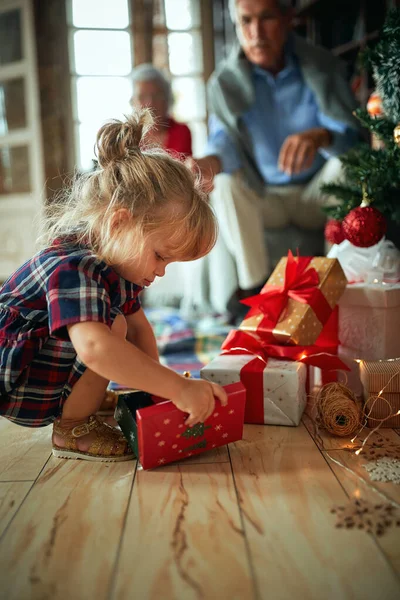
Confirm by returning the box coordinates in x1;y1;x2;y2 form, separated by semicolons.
221;329;350;423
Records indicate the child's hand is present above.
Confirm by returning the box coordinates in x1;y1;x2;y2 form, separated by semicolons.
173;378;228;426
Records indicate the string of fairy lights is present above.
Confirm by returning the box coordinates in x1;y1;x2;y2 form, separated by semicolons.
351;359;400;456
309;358;400;511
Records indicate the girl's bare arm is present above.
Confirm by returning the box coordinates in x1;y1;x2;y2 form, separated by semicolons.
126;308;159;362
68;321;227;425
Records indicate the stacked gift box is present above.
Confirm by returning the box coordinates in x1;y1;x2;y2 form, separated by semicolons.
360;358;400;428
325;237;400;427
115;251;350;469
338;283;400;359
202;252;349;426
333;282;400;425
115;250;400;468
202;354;307;426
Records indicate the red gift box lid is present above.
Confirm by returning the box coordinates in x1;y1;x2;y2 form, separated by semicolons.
136;382;246;469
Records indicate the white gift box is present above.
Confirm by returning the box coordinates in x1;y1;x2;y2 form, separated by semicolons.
201;354;307;426
338;283;400;360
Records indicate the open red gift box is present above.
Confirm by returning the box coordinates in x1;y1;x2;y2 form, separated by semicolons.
115;382;246;469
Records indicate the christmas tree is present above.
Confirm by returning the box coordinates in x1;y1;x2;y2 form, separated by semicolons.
322;8;400;247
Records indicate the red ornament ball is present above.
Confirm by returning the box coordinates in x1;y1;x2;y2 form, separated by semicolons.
342;206;387;247
324;219;345;244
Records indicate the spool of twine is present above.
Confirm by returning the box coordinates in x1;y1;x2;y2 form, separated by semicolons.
314;382;362;437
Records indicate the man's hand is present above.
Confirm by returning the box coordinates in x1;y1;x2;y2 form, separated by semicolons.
278;128;332;176
185;155;222;193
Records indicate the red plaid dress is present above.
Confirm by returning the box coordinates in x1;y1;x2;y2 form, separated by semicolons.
0;242;142;427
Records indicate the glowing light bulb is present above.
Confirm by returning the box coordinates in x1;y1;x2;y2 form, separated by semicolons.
355;449;362;455
351;437;356;443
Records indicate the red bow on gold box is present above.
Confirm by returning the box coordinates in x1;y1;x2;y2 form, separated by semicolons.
240;251;348;346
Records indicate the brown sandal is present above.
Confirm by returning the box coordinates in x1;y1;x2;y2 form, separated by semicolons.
52;415;134;462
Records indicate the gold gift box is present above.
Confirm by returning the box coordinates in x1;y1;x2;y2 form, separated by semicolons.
361;358;400;428
240;256;347;346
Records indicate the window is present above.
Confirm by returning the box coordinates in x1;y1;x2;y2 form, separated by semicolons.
158;0;208;156
69;0;210;167
68;0;133;171
0;0;45;279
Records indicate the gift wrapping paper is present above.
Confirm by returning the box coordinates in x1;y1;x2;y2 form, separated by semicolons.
360;358;400;428
339;283;400;359
240;255;347;346
201;354;307;426
115;382;246;469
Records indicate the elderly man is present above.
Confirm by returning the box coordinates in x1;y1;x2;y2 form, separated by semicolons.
185;0;360;319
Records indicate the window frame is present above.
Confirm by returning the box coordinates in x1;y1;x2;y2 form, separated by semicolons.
160;0;210;156
66;0;135;171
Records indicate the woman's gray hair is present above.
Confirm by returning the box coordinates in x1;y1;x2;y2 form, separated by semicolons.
228;0;292;22
131;63;173;109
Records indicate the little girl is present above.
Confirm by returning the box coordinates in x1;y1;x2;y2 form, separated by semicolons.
0;109;227;462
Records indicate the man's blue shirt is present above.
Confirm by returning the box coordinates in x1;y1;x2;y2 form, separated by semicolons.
205;52;357;185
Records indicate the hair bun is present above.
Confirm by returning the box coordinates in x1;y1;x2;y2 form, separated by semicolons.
96;108;154;168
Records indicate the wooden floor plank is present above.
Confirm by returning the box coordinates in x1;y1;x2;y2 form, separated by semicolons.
302;420;400;504
230;423;400;600
0;481;32;538
302;413;355;450
319;442;400;576
0;418;52;482
173;445;229;465
303;417;400;578
0;457;136;600
112;462;254;600
302;414;400;452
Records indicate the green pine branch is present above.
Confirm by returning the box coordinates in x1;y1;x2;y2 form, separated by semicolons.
353;108;396;143
322;142;400;223
322;183;361;204
322;184;362;220
360;9;400;122
322;9;400;226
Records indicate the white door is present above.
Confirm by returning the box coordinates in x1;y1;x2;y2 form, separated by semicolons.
0;0;44;281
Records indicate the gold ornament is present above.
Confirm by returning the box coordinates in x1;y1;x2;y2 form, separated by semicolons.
394;123;400;147
360;183;371;207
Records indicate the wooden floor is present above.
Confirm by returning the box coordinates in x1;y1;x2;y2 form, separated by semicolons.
0;415;400;600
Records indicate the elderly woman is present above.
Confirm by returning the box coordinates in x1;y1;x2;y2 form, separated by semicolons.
130;64;192;156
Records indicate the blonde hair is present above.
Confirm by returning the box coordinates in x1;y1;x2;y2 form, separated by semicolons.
41;109;217;265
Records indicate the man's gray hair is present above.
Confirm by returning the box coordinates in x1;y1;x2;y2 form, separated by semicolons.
228;0;292;23
131;63;173;108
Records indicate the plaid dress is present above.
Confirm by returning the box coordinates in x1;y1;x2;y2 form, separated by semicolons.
0;242;142;427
